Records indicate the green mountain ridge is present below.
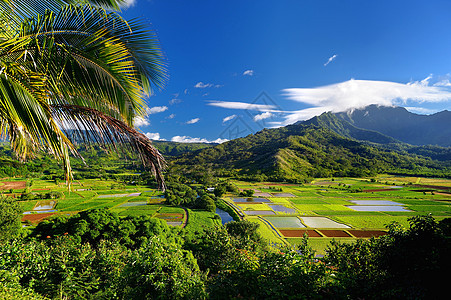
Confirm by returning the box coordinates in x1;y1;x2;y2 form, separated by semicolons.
173;122;451;182
334;105;451;147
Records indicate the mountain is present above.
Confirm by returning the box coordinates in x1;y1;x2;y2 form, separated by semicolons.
173;122;451;182
334;105;451;147
302;112;400;144
151;141;215;156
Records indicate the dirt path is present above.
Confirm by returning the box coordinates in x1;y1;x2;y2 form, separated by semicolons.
181;207;189;228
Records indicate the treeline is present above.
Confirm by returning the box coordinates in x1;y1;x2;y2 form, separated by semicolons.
0;202;450;299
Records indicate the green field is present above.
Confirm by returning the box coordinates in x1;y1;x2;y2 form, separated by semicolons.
222;175;451;253
11;174;451;254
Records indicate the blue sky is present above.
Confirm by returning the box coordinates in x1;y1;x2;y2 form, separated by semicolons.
121;0;451;143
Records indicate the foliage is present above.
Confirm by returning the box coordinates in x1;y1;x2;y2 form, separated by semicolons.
32;208;176;249
0;0;167;187
0;235;205;299
0;197;22;241
324;215;451;299
239;189;254;197
118;237;207;299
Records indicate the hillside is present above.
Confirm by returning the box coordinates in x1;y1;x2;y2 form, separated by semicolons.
302;112;400;144
334;105;451;146
151;140;214;156
173;123;451;182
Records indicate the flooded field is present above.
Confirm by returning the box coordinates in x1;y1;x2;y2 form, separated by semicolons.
300;217;350;228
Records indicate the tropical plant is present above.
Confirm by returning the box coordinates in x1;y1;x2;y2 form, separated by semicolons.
0;0;167;188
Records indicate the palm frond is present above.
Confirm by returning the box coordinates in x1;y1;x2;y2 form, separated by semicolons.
2;4;168;124
52;104;166;190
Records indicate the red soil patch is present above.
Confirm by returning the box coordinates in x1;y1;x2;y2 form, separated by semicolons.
319;230;352;238
22;213;57;224
413;184;450;190
0;181;26;190
348;230;387;238
280;229;322;238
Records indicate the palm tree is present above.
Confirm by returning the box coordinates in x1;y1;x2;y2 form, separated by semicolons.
0;0;168;189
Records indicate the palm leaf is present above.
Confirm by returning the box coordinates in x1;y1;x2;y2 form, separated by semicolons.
52;104;166;190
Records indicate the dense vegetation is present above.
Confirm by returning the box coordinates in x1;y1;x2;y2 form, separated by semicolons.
1;202;449;299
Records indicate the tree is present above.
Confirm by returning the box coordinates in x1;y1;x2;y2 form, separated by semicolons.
0;197;22;241
0;0;167;188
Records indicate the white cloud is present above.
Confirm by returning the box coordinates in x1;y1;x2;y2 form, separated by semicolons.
145;132;161;140
195;82;222;88
120;0;136;8
222;114;237;123
434;79;451;87
243;70;254;76
184;89;189;95
134;116;150;127
167;114;176;119
208;100;279;112
169;98;182;105
147;106;168;114
324;54;337;66
171;136;228;144
281;78;451;125
253;112;273;121
404;107;437;114
186;118;200;124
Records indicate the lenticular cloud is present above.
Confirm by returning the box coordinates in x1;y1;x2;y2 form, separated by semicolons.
281;79;451;124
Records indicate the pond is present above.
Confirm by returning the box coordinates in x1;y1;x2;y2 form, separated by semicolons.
268;204;297;214
216;208;234;224
347;205;410;212
244;210;276;215
232;197;271;203
300;217;350;228
349;200;403;205
264;216;306;228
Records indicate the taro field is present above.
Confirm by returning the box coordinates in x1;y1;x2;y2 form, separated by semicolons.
7;178;218;230
224;175;451;254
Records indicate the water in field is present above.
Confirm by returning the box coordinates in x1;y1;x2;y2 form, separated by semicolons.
34;200;56;210
264;216;305;228
271;193;296;197
232;197;271;203
166;221;183;226
98;192;142;198
244;210;276;215
268;204;297;214
300;217;350;228
349;200;403;206
347;205;410;212
119;202;147;207
216;208;234;224
24;209;57;214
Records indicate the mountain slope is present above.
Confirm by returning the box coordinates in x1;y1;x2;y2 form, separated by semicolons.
334;105;451;146
302;112;400;144
173;123;451;182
